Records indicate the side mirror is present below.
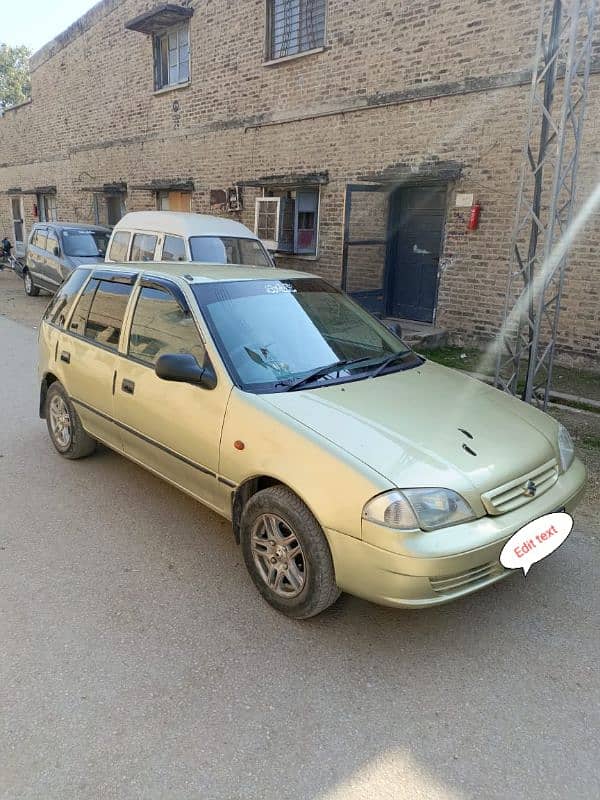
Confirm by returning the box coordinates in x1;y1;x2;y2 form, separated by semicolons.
384;320;403;338
155;353;217;390
53;246;60;257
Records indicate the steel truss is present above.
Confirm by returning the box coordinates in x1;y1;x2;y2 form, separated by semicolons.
495;0;597;408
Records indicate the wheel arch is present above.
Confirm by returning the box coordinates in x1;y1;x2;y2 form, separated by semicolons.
39;372;60;418
231;476;297;544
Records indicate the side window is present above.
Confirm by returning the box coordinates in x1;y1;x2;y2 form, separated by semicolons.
33;228;47;250
162;235;187;262
84;281;133;350
43;269;92;328
129;285;206;366
153;24;190;90
46;230;59;255
130;233;158;262
69;278;99;335
108;231;131;262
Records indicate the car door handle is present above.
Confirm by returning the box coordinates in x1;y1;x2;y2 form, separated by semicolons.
121;378;135;395
60;351;70;364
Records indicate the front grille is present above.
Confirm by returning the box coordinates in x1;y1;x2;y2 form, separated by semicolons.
430;561;506;594
481;458;559;516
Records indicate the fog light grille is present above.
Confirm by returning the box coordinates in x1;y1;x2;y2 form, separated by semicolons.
430;561;505;594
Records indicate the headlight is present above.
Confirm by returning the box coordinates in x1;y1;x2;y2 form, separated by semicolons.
558;423;575;473
362;488;476;532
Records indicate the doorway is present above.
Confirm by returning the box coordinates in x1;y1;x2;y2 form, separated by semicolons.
386;185;446;323
10;197;25;257
342;182;447;323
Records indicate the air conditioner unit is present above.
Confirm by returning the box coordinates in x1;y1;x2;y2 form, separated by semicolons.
227;186;243;212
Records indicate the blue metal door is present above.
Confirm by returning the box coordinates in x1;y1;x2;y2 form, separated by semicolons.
388;186;446;322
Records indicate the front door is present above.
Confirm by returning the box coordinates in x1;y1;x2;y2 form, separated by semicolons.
387;185;446;323
43;228;63;291
114;279;229;511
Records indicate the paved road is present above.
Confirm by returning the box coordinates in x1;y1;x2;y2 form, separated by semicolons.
1;313;599;800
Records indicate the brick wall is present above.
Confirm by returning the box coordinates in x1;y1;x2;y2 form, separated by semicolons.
1;0;599;367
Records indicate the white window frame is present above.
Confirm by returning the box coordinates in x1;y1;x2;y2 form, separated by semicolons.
154;23;190;90
254;197;281;251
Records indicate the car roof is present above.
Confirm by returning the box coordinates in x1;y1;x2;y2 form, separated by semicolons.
34;222;111;232
101;262;317;284
112;211;259;240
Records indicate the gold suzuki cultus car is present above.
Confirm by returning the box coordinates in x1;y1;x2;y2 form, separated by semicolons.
38;264;586;618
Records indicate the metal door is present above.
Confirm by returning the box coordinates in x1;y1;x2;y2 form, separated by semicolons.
11;197;25;257
387;186;446;322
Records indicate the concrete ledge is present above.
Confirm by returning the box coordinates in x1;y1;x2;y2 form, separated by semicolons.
466;371;600;413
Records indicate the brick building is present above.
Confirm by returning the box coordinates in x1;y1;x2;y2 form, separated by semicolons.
1;0;599;366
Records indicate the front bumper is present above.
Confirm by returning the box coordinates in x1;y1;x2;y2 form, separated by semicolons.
325;457;586;609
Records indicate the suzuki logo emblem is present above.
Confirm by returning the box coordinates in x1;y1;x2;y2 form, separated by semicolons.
524;480;537;498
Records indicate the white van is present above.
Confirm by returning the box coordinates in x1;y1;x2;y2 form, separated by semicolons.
105;211;274;267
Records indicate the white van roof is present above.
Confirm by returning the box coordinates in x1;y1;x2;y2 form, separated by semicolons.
113;211;259;240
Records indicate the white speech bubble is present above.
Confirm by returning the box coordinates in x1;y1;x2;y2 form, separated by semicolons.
500;512;574;576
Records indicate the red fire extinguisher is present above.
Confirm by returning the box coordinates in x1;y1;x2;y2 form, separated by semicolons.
467;203;481;231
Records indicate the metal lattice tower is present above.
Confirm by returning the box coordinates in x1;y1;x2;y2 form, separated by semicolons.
495;0;597;408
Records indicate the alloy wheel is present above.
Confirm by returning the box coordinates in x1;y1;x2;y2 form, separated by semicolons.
49;394;72;449
250;513;307;598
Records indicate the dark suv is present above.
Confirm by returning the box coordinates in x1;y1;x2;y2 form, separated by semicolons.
21;222;111;297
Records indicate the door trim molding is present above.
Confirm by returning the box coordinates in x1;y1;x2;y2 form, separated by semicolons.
71;396;237;487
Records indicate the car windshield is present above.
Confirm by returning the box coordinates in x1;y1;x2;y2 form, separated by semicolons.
192;278;420;393
61;229;110;257
189;236;272;267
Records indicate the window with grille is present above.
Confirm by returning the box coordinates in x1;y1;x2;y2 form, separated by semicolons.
154;24;190;90
267;0;327;61
255;189;319;255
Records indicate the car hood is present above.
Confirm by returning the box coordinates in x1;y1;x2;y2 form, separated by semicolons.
261;361;559;495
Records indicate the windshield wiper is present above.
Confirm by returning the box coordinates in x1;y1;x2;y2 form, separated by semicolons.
369;350;421;379
278;356;374;392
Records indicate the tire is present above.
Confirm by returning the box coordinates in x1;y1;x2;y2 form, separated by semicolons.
240;486;341;619
45;382;96;459
24;269;40;297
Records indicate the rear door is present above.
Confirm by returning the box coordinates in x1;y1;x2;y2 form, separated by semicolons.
59;271;137;446
114;277;230;511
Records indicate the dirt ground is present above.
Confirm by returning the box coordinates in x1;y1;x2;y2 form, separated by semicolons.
1;267;597;527
0;268;50;328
